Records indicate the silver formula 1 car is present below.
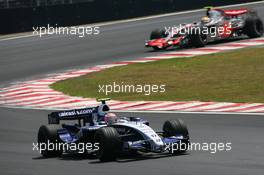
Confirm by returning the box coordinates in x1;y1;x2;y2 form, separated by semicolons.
37;98;190;161
145;7;264;50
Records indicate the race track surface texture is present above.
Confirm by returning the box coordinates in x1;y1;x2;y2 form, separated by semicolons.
0;108;264;175
0;2;264;175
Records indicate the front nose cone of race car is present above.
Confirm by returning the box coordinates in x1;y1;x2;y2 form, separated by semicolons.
146;38;166;48
167;40;173;45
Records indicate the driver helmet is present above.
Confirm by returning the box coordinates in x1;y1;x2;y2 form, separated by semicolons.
208;10;222;19
104;113;118;125
201;16;211;23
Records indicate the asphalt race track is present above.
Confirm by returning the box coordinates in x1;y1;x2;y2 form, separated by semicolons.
0;2;264;175
1;109;264;175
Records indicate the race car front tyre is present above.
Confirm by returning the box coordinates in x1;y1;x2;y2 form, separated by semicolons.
189;31;207;47
163;119;189;153
163;119;189;137
94;127;121;162
244;17;264;38
150;29;167;40
37;124;63;157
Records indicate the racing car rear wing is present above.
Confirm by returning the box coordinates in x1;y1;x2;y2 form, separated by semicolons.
48;107;96;124
48;98;111;125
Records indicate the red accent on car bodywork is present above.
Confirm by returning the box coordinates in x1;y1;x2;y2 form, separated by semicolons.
147;38;167;48
147;36;184;49
223;9;248;16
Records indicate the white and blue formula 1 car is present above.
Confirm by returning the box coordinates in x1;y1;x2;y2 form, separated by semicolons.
37;98;190;161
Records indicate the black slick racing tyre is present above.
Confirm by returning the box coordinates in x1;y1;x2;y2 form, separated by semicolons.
163;119;189;153
244;17;264;38
189;27;207;47
150;29;167;40
189;33;207;47
163;119;189;138
94;127;121;162
37;124;63;157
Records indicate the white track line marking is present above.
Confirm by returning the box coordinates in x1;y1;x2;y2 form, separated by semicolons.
237;42;264;45
120;102;176;110
110;102;150;110
206;103;261;112
122;60;156;63
166;50;217;55
183;102;233;111
151;102;205;111
53;100;123;109
1;95;63;104
28;98;80;107
13;97;65;106
241;107;264;113
208;46;244;50
144;55;186;59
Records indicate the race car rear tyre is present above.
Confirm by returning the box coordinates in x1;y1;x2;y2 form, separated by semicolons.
150;29;167;40
244;17;264;38
37;124;63;157
189;31;207;47
94;127;121;162
163;119;189;153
